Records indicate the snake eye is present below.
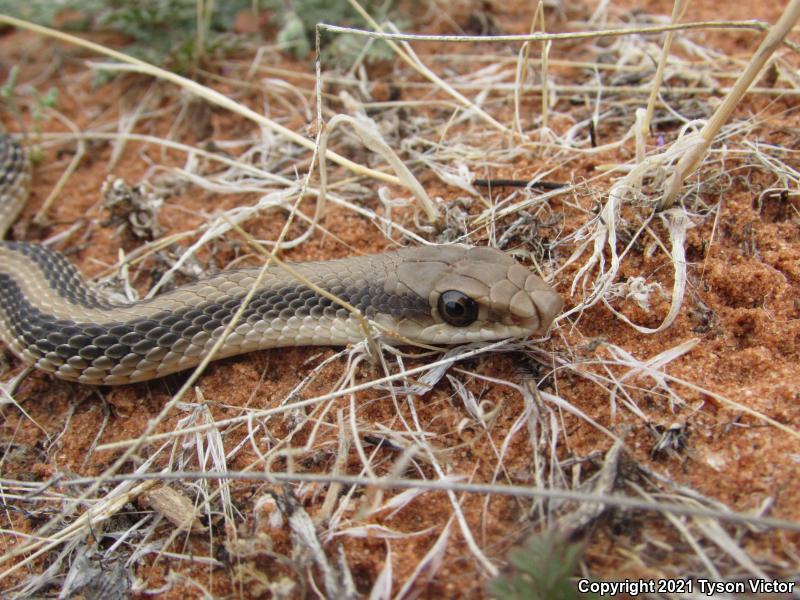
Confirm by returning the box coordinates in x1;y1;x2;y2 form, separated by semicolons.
438;290;479;327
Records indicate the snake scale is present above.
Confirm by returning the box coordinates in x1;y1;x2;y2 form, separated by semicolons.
0;134;562;385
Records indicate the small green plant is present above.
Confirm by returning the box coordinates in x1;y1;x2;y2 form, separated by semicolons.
487;533;598;600
275;0;396;65
0;0;259;72
0;0;71;26
1;65;57;164
0;0;398;70
94;0;257;70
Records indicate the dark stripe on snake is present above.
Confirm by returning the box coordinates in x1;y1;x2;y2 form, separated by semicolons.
0;270;429;369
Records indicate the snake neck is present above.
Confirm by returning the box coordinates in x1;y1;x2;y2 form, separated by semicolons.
0;243;431;384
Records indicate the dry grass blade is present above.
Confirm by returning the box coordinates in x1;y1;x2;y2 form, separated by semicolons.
641;0;691;136
661;0;800;206
0;14;400;187
320;114;439;223
142;486;208;534
343;0;515;139
43;470;800;531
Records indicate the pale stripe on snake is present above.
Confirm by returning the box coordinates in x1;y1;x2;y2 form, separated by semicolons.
0;134;562;385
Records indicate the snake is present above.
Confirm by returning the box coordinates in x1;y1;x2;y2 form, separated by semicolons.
0;134;562;385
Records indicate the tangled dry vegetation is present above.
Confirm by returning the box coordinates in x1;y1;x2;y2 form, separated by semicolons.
1;0;799;597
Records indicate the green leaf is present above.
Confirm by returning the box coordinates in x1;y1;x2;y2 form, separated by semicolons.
487;533;599;600
277;12;310;58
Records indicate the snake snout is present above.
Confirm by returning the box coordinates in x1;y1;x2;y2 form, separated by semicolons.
499;273;563;335
528;289;563;334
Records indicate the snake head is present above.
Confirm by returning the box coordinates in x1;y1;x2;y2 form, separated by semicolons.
389;246;562;345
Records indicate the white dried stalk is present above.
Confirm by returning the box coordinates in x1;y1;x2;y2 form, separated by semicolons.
320;114;439;223
642;0;692;136
661;0;800;207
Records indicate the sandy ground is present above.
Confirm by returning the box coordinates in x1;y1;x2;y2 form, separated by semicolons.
0;0;799;597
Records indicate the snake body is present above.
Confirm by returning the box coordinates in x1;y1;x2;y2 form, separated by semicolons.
0;134;562;385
